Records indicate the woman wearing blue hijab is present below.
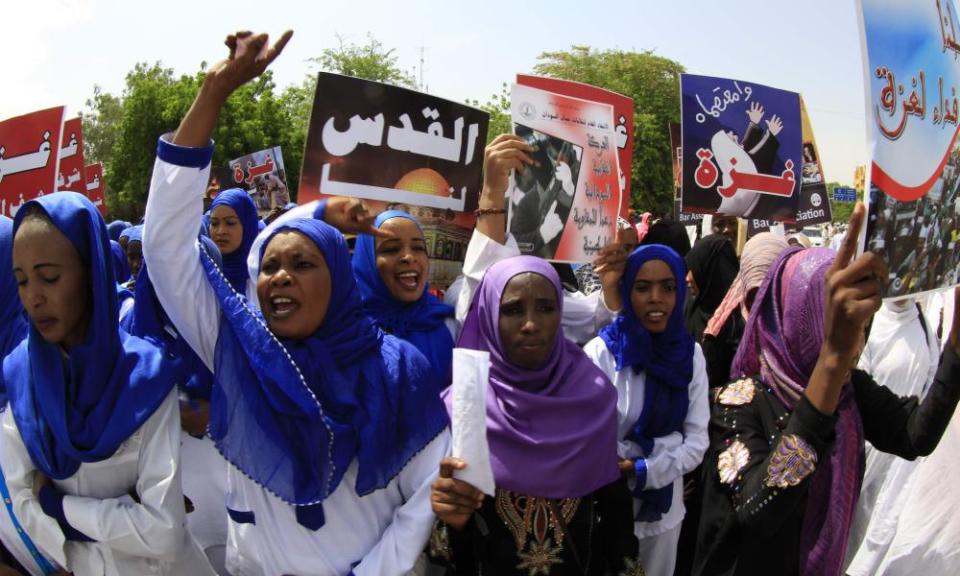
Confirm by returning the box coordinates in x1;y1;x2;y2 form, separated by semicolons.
352;210;455;382
208;188;259;296
584;244;709;575
0;216;58;576
0;193;213;574
143;29;451;576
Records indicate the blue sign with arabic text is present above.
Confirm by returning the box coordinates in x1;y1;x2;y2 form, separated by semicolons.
680;73;802;222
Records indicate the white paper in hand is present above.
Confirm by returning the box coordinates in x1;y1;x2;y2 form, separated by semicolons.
451;348;496;496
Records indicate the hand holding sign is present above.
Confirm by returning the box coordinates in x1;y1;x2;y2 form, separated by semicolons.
431;457;484;531
824;203;887;360
805;203;888;416
480;134;534;208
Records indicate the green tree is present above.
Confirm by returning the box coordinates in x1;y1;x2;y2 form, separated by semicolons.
311;34;416;88
83;63;306;220
81;86;123;165
467;82;512;145
533;46;685;217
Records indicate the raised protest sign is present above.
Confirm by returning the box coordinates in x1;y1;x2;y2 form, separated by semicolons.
517;74;633;218
507;83;621;262
300;72;490;290
858;0;960;296
680;74;801;222
0;106;64;218
56;117;86;194
670;122;704;224
228;147;289;217
84;162;107;217
796;97;832;227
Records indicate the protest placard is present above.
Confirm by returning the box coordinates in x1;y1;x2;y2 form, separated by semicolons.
228;147;289;217
0;106;64;218
56;117;86;194
84;162;106;217
858;0;960;296
680;74;801;222
796;97;832;228
670;122;704;225
507;83;621;262
517;75;633;218
300;72;490;291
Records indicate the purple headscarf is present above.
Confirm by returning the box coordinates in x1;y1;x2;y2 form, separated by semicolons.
731;247;864;576
445;256;620;499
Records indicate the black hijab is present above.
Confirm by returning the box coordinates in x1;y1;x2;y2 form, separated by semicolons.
684;234;738;341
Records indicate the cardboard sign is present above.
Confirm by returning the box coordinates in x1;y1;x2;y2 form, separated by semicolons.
680;74;801;222
0;106;65;218
56;117;86;194
517;74;633;218
859;0;960;296
300;73;490;291
84;162;107;217
507;83;621;262
228;147;290;217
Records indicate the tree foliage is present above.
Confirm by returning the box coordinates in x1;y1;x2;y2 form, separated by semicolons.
534;46;685;217
82;39;690;222
466;83;512;144
311;34;416;88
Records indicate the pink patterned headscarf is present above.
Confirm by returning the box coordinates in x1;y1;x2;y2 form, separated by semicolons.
704;232;789;337
731;247;865;576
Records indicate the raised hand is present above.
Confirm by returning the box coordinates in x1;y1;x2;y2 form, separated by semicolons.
747;101;765;125
431;458;484;531
806;203;887;415
539;200;564;244
594;228;629;311
766;114;784;137
206;31;294;100
823;203;887;361
174;30;293;148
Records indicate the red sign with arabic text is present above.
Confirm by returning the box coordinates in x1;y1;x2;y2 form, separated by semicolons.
57;117;87;194
517;75;634;218
0;106;65;218
84;163;107;217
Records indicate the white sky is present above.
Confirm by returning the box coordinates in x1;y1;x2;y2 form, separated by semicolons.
4;0;868;185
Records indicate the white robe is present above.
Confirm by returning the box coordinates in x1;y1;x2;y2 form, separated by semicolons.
0;390;214;576
582;339;710;574
845;301;941;575
143;141;450;576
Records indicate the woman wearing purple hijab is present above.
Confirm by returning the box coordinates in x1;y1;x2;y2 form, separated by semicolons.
428;256;642;576
693;206;960;576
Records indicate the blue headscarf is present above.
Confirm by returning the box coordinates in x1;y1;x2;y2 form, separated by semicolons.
209;189;259;295
110;240;131;284
3;193;176;480
199;217;447;528
599;244;695;521
0;216;28;405
352;211;455;381
121;236;221;401
106;220;131;242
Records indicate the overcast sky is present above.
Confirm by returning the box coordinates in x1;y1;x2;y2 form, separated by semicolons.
6;0;869;185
